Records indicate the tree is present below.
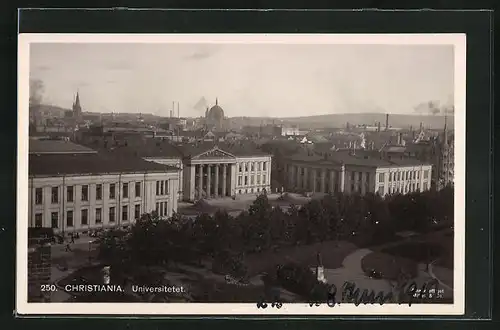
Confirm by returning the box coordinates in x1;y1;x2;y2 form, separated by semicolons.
245;193;273;251
97;228;130;268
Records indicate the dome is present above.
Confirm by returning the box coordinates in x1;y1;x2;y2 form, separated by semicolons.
208;105;224;120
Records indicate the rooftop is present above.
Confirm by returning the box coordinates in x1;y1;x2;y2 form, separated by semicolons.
29;139;97;155
287;149;431;168
29;152;179;177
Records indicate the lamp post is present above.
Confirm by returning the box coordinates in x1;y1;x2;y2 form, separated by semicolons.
88;240;93;264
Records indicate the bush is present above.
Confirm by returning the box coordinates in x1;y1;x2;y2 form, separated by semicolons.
212;251;248;278
276;262;322;298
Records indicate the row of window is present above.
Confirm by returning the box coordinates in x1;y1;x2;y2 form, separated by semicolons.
377;182;429;195
35;182;143;205
155;201;169;217
237;174;267;186
378;170;430;183
238;161;268;173
155;180;170;196
34;204;142;228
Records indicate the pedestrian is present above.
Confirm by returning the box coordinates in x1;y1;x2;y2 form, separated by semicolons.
71;234;75;244
65;243;72;252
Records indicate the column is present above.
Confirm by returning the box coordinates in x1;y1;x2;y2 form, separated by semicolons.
303;167;309;190
222;164;227;197
207;165;212;198
320;169;326;193
361;172;367;195
329;170;335;193
296;166;301;189
312;169;317;192
198;164;203;198
339;164;345;192
214;164;219;197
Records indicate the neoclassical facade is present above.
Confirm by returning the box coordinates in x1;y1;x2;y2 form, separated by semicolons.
284;153;432;196
28;152;180;234
183;146;272;201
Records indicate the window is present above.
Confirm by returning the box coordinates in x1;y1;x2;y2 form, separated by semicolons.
109;184;116;199
81;185;89;201
251;163;255;171
66;210;73;227
245;163;248;171
35;188;43;204
366;173;370;184
351;172;356;181
156;181;160;195
397;172;401;181
51;212;58;228
155;202;159;214
109;207;115;223
35;213;42;228
416;183;420;191
96;184;102;200
424;170;429;179
378;173;385;183
160;202;164;217
258;162;262;171
95;208;102;224
238;176;242;186
263;162;267;171
238;164;242;172
377;186;384;195
160;181;164;195
134;204;141;219
423;182;428;191
251;176;255;185
122;206;128;221
81;209;88;226
164;180;169;194
257;175;261;184
244;176;248;185
135;182;141;197
163;202;168;216
51;187;59;203
123;183;129;198
263;174;267;184
67;186;74;202
417;171;420;179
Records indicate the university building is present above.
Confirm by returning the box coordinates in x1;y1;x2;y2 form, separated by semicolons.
28;140;180;233
92;139;272;202
283;150;432;196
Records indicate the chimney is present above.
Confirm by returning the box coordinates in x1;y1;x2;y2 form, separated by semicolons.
385;114;389;131
177;102;180;118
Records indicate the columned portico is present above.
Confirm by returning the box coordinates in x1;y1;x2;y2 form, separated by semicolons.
222;164;227;197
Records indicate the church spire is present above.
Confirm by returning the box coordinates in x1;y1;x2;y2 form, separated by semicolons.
443;113;448;146
75;91;80;107
215;97;218;106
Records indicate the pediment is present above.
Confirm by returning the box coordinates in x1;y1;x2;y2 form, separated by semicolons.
193;146;236;160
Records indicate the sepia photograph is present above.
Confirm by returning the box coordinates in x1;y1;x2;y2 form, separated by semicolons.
17;34;465;315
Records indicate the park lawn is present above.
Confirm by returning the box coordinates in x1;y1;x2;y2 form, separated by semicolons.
244;240;358;277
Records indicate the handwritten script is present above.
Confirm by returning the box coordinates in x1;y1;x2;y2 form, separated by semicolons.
256;279;440;309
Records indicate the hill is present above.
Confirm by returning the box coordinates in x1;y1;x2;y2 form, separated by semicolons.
229;113;453;130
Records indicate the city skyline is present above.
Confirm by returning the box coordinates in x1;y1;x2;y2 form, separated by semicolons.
30;42;454;118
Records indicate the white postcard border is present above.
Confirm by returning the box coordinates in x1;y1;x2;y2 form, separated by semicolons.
17;33;466;316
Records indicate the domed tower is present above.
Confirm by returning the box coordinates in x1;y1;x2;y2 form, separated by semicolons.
206;98;225;131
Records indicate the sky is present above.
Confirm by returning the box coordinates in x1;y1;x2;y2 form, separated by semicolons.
29;42;454;118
